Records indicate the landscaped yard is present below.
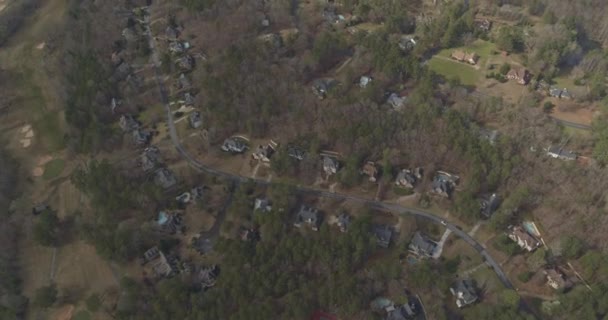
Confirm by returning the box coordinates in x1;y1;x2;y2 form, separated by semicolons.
436;40;497;63
43;158;65;180
428;57;480;86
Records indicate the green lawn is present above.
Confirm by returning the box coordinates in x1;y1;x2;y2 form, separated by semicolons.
428;57;480;86
43;159;65;180
437;40;497;62
72;310;91;320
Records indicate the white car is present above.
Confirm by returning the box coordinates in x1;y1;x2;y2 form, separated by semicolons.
441;220;447;226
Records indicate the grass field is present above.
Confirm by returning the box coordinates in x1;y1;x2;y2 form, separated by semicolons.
72;310;92;320
428;57;480;86
436;40;497;62
43;158;65;180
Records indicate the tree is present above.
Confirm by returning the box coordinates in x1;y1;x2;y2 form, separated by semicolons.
34;284;57;308
543;10;557;24
495;27;524;52
561;236;585;259
86;293;101;312
33;210;60;247
312;31;347;69
499;63;511;75
543;101;555;113
500;289;521;309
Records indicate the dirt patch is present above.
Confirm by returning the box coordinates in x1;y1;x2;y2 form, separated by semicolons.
52;304;74;320
17;124;35;148
36;42;46;50
550;102;596;126
32;167;44;177
32;155;53;177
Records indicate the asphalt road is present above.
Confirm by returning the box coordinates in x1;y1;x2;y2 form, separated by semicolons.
142;11;514;290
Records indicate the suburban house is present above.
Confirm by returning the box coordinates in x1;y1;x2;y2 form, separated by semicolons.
336;212;351;232
546;146;577;161
165;26;180;40
385;302;417;320
221;137;248;153
359;76;373;88
183;92;195;106
544;268;570;291
451;50;479;65
398;35;417;51
323;156;340;176
252;140;278;162
169;41;190;54
154;168;177;189
192;235;214;255
506;67;531;85
119;114;140;132
254;198;272;213
156;211;184;234
189;111;202;129
408;232;437;258
312;78;336;99
387;92;407;110
132;129;152;146
372;225;393;248
287;145;306;160
361;161;379;182
141;146;162;172
507;226;541;252
450;279;478;308
176;73;191;89
431;171;459;198
141;247;177;278
474;18;491;32
176;55;195;71
395;167;423;189
197;265;219;290
479;193;500;219
294;205;322;231
549;87;573;99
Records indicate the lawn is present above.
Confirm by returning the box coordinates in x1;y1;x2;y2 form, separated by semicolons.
436;40;497;63
72;310;92;320
428;57;480;86
43;158;65;180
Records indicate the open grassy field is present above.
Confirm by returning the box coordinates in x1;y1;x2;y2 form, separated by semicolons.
436;40;497;63
43;158;65;180
428;57;480;86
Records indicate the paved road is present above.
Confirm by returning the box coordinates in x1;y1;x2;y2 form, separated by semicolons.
141;10;514;290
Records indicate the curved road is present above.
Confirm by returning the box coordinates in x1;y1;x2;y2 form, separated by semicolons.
142;11;514;290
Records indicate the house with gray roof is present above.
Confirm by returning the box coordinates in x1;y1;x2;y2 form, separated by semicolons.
165;26;180;40
141;146;162;171
408;232;437;258
221;137;248;153
480;193;500;219
132;129;151;146
183;92;195;106
154;168;177;189
336;212;351;232
114;61;132;81
252;141;278;162
122;27;137;42
287;145;306;161
189;111;202;129
312;79;337;99
294;205;322;231
192;235;214;255
176;55;195;71
431;171;459;198
323;156;339;176
385;302;417;320
395;168;422;189
197;265;219;290
546;146;577;161
372;225;393;248
360;76;373;88
387;92;407;110
156;211;183;234
450;279;478;308
142;247;176;278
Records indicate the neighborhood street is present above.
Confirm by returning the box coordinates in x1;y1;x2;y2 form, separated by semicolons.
142;10;515;291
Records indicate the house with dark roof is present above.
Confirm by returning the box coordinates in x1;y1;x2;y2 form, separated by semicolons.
387;92;407;110
450;279;478;308
252;141;278;162
546;146;577;161
141;247;176;278
183;92;195;106
507;67;531;85
323;156;339;176
141;146;162;172
336;212;351;232
480;193;500;219
431;171;459;198
294;205;322;231
169;41;190;54
189;111;202;129
165;26;180;40
398;35;417;51
544;267;570;290
287;145;306;161
119;114;140;132
507;226;540;252
221;138;248;153
312;79;336;99
395;168;422;189
192;235;214;255
408;232;437;258
154;168;177;189
385;302;417;320
197;265;219;290
132;129;151;146
176;55;195;71
474;19;491;32
156;211;183;234
372;225;393;248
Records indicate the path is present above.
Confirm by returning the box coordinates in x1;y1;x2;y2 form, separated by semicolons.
460;262;488;278
140;7;516;291
432;229;452;259
468;222;482;237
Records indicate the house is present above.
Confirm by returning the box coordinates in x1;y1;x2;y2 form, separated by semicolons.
474;19;492;32
549;87;562;98
408;232;437;258
361;161;379;182
506;67;531;85
169;41;190;54
508;226;540;252
431;171;459;198
323;156;339;176
141;146;162;171
252;141;278;162
221;138;248;153
142;246;161;264
479;128;499;145
176;73;191;89
287;145;306;161
450;279;478;308
395;168;422;189
154;168;177;189
544;268;569;290
132;129;151;146
312;79;336;99
165;26;180;40
32;203;50;215
176;55;194;71
386;302;417;320
294;205;322;231
387;93;407;110
560;89;573;99
322;6;338;23
359;76;373;88
183;92;195;106
141;247;176;278
189;111;202;129
119;114;140;132
546;146;577;161
451;50;479;65
398;35;417;51
197;265;219;290
192;235;214;255
254;198;272;213
156;211;183;234
336;212;351;232
372;225;393;248
480;193;500;219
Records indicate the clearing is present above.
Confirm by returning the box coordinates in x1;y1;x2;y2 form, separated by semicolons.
43;158;65;180
428;56;480;86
